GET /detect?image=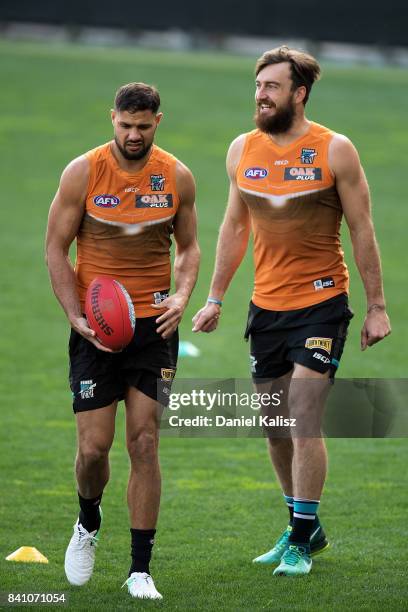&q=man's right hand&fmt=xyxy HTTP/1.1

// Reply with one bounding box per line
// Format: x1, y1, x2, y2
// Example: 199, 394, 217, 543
70, 315, 114, 352
192, 303, 221, 333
